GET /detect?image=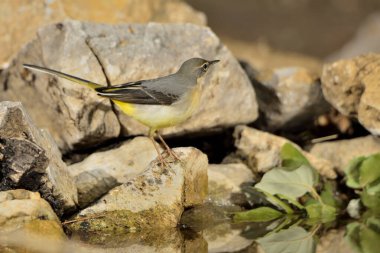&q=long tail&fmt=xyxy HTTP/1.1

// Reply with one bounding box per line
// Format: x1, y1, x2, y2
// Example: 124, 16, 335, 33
23, 64, 103, 89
